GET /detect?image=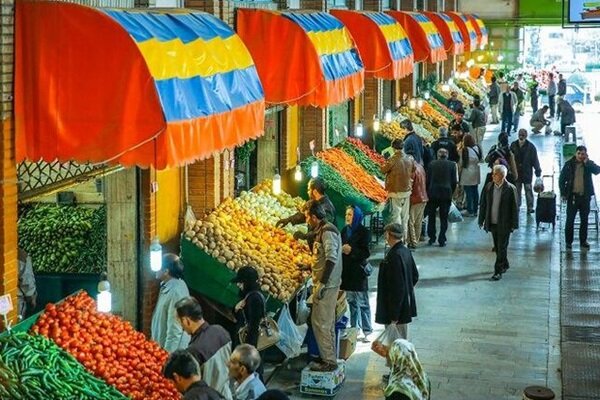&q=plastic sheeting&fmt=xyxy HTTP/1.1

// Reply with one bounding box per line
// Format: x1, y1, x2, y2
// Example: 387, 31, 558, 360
386, 11, 447, 64
331, 10, 413, 80
423, 12, 464, 56
445, 12, 478, 53
15, 2, 265, 169
236, 9, 364, 107
468, 14, 489, 48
